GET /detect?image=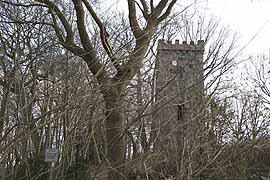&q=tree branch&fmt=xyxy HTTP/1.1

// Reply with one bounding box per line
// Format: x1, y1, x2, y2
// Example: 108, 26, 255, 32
72, 0, 93, 51
149, 0, 168, 20
127, 0, 143, 38
150, 0, 154, 11
50, 11, 65, 42
81, 0, 121, 72
2, 1, 47, 8
69, 0, 108, 82
140, 0, 149, 16
35, 0, 74, 43
157, 0, 177, 23
136, 0, 149, 20
35, 0, 108, 82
